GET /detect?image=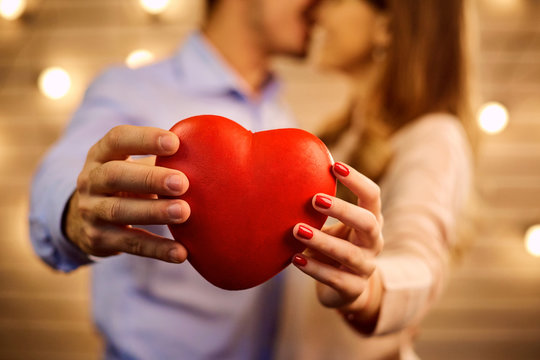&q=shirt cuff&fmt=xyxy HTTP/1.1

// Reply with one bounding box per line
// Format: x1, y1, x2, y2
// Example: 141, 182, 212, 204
372, 255, 432, 335
47, 177, 92, 271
